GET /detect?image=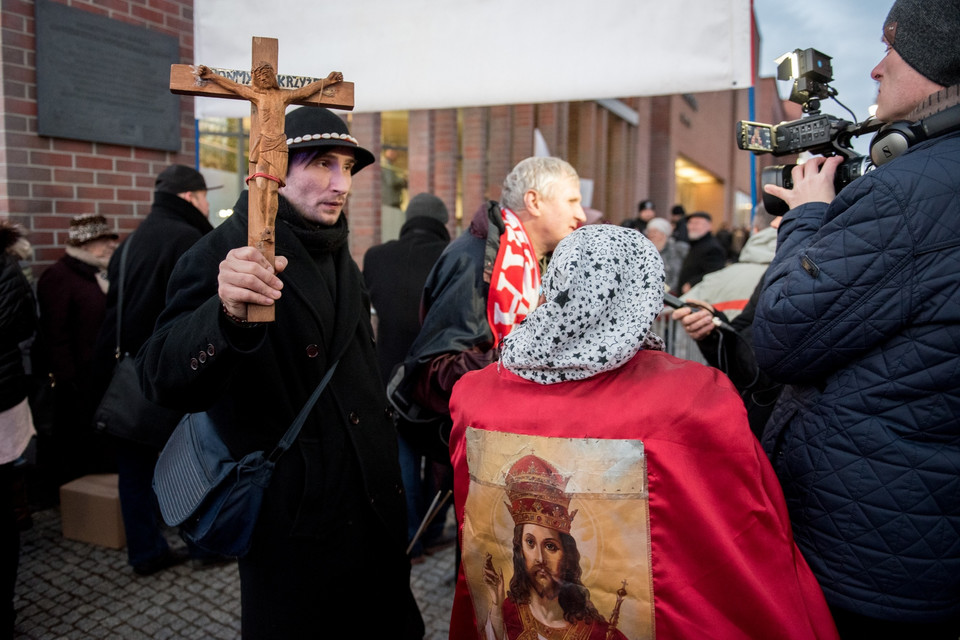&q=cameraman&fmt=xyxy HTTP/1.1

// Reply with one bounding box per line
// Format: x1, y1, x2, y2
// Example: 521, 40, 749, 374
752, 1, 960, 637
